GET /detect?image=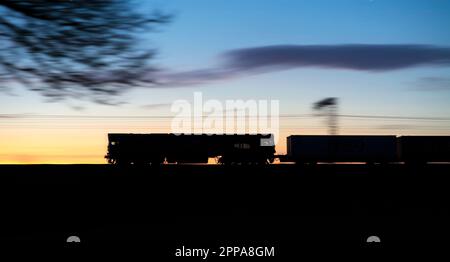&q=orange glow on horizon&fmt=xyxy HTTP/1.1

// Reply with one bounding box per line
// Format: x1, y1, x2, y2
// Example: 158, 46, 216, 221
1, 117, 450, 164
